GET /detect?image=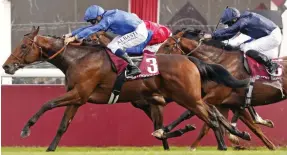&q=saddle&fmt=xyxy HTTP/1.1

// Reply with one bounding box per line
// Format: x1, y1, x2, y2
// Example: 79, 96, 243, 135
243, 54, 283, 81
105, 49, 160, 104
